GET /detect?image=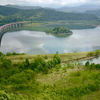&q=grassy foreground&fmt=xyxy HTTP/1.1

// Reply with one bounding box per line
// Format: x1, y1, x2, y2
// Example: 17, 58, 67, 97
0, 50, 100, 100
